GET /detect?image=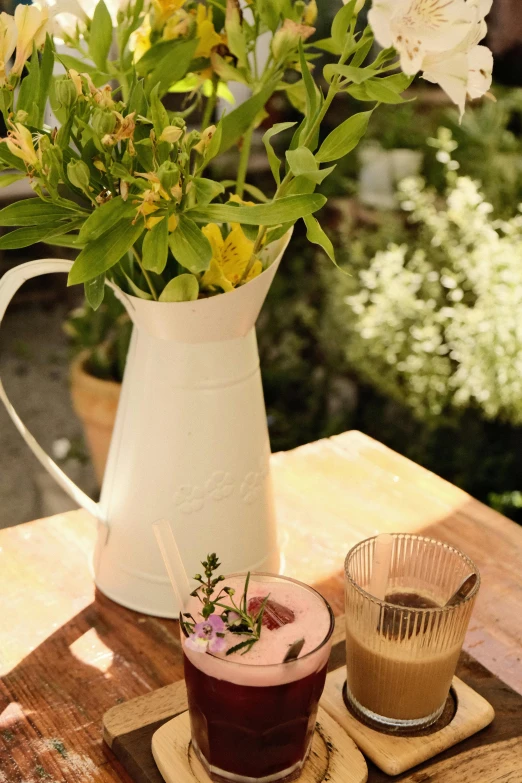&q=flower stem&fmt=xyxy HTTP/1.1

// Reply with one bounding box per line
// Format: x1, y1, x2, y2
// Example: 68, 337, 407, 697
235, 125, 254, 199
201, 76, 219, 131
131, 246, 158, 301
